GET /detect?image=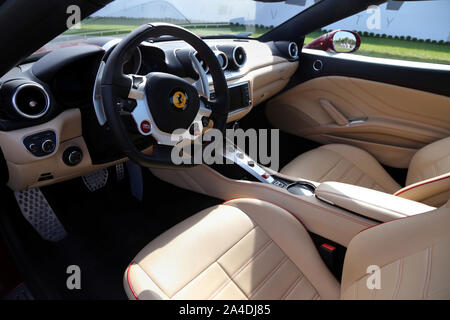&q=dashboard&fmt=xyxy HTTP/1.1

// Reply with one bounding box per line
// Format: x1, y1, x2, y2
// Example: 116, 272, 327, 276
0, 36, 299, 191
